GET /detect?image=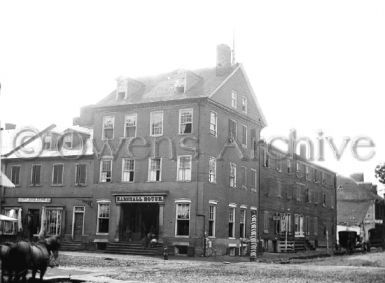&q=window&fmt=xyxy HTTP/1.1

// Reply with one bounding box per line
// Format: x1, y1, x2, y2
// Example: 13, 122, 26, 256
124, 114, 137, 138
305, 216, 310, 236
52, 164, 64, 185
263, 211, 269, 233
100, 159, 112, 183
75, 164, 87, 186
208, 157, 216, 183
228, 119, 237, 139
148, 158, 161, 182
117, 79, 127, 99
31, 164, 41, 186
122, 159, 135, 182
296, 185, 302, 202
241, 166, 247, 189
177, 155, 191, 181
250, 169, 257, 190
241, 124, 247, 147
209, 111, 217, 136
229, 163, 237, 188
63, 133, 73, 149
1, 208, 19, 235
102, 116, 114, 140
228, 206, 235, 238
276, 156, 282, 172
97, 202, 110, 234
208, 204, 216, 237
45, 208, 62, 235
150, 111, 163, 136
43, 135, 52, 150
240, 209, 246, 238
179, 109, 193, 134
241, 96, 247, 113
323, 193, 327, 207
11, 166, 20, 186
305, 188, 310, 203
306, 166, 311, 181
176, 202, 190, 236
231, 90, 237, 108
287, 159, 292, 173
